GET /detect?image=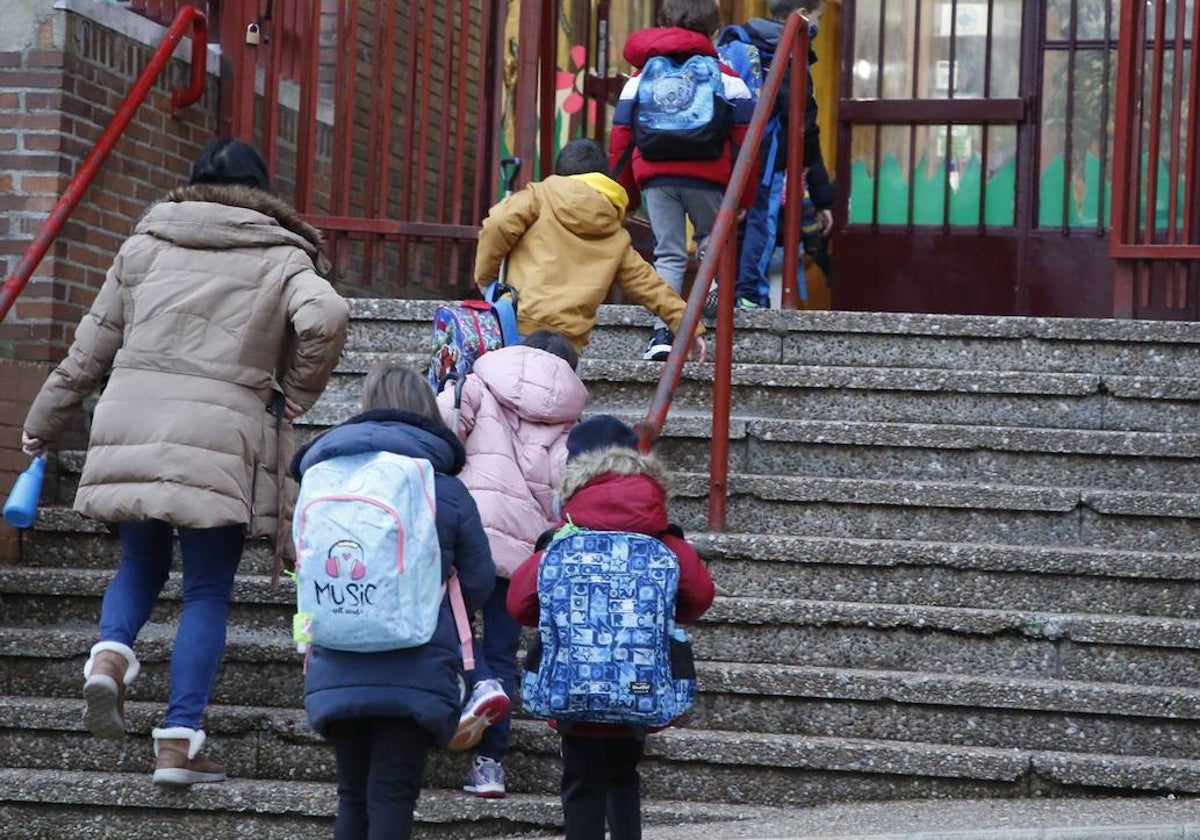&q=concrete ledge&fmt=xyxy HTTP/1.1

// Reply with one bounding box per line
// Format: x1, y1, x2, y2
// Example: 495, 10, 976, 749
54, 0, 220, 75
